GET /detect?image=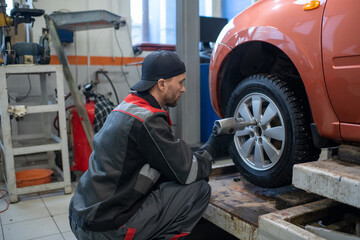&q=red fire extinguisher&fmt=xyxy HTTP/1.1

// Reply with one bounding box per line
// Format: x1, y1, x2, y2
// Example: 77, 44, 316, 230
70, 101, 95, 172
